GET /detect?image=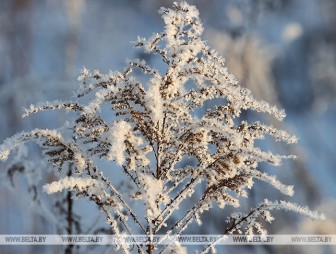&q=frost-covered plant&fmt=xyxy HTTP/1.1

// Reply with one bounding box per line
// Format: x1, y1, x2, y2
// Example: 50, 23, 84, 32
0, 2, 324, 254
